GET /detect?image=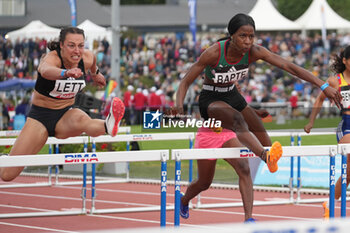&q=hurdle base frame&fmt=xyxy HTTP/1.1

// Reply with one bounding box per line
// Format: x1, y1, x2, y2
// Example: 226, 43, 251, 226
0, 209, 86, 219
